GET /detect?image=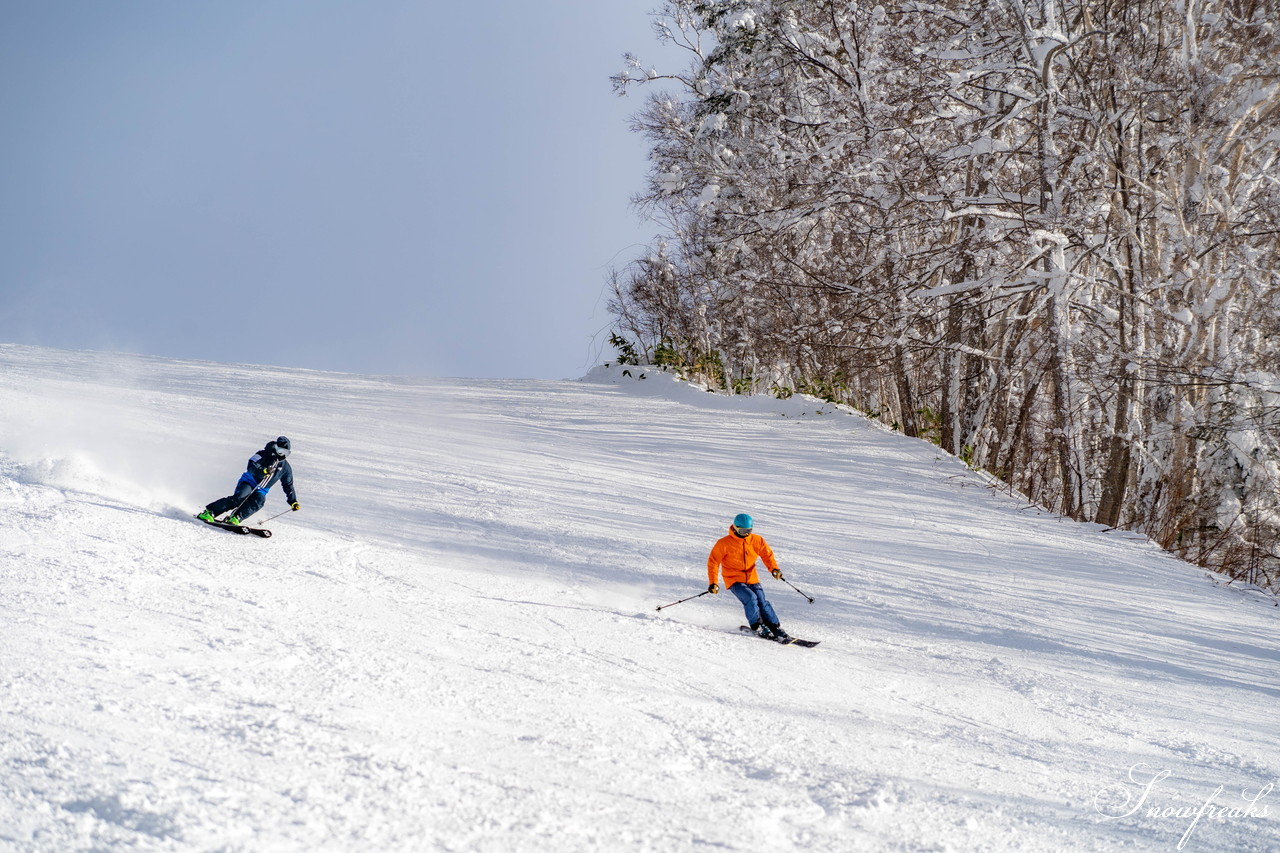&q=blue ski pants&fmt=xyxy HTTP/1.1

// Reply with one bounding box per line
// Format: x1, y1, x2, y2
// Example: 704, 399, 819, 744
206, 472, 269, 520
729, 582, 780, 628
